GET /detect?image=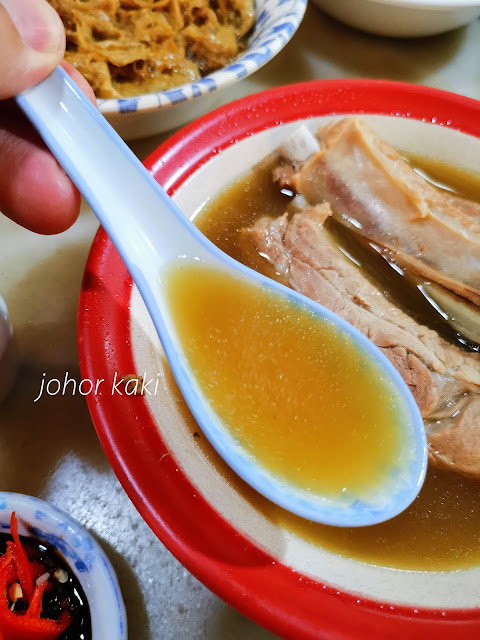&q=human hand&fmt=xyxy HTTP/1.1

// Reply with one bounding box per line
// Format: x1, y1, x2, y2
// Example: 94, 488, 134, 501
0, 0, 95, 234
